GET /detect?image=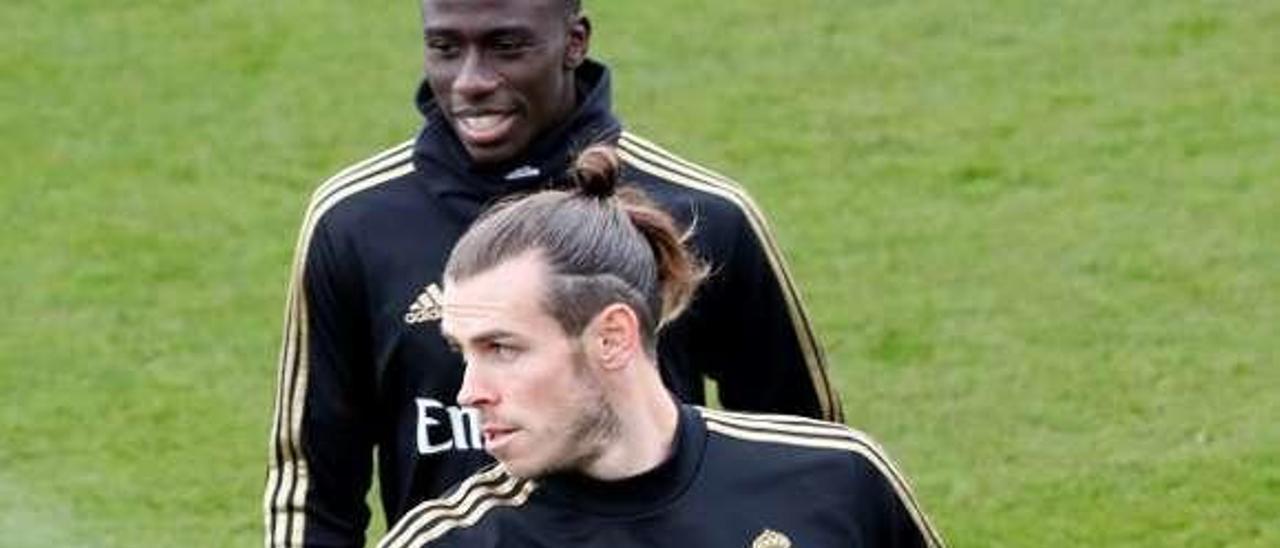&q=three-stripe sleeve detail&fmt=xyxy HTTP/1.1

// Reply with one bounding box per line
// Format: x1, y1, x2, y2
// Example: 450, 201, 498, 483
377, 466, 536, 548
618, 133, 843, 422
699, 408, 945, 548
264, 140, 416, 548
